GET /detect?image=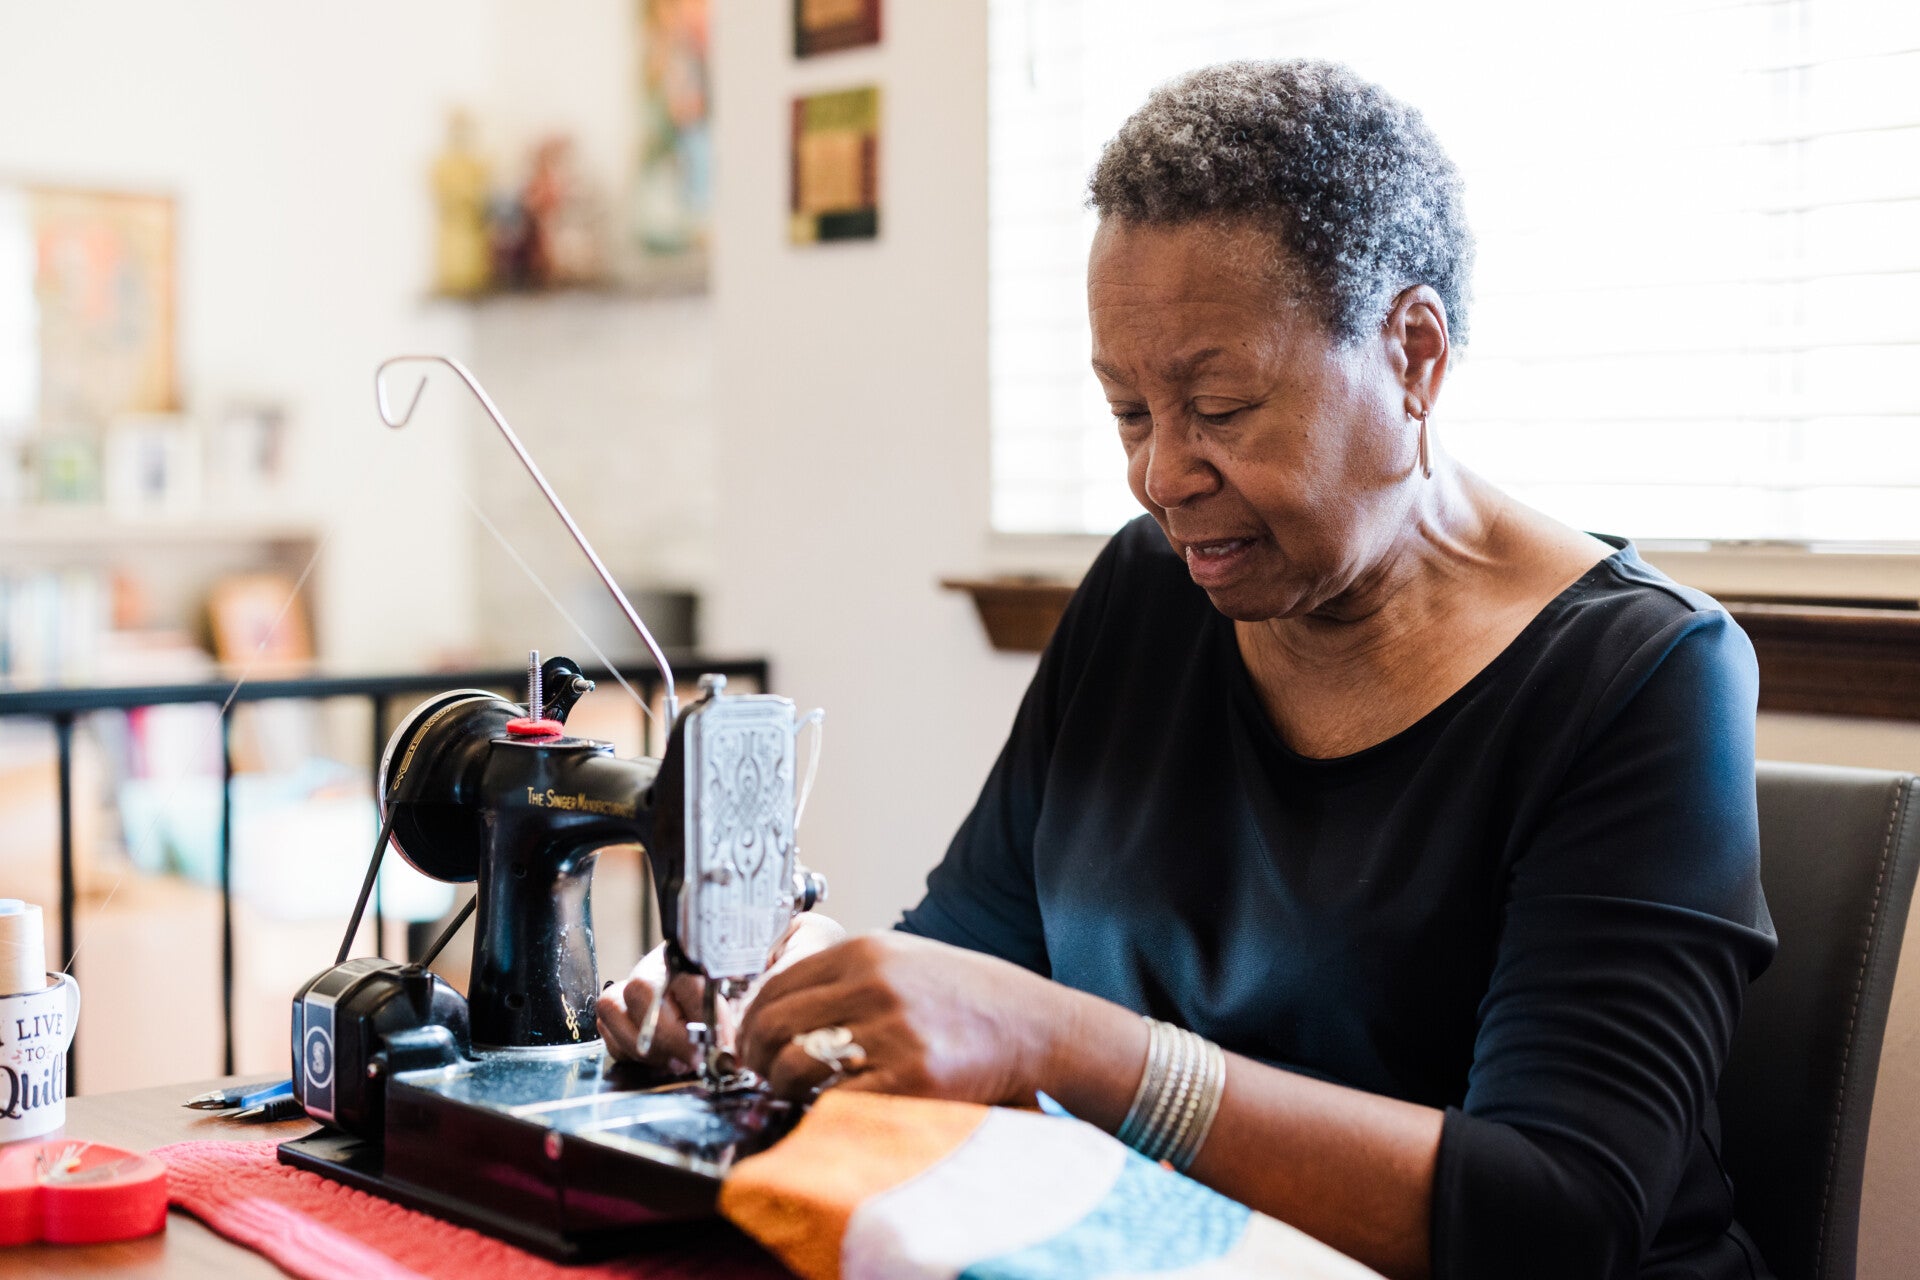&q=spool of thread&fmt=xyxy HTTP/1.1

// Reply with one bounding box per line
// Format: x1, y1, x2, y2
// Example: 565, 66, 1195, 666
0, 900, 47, 996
